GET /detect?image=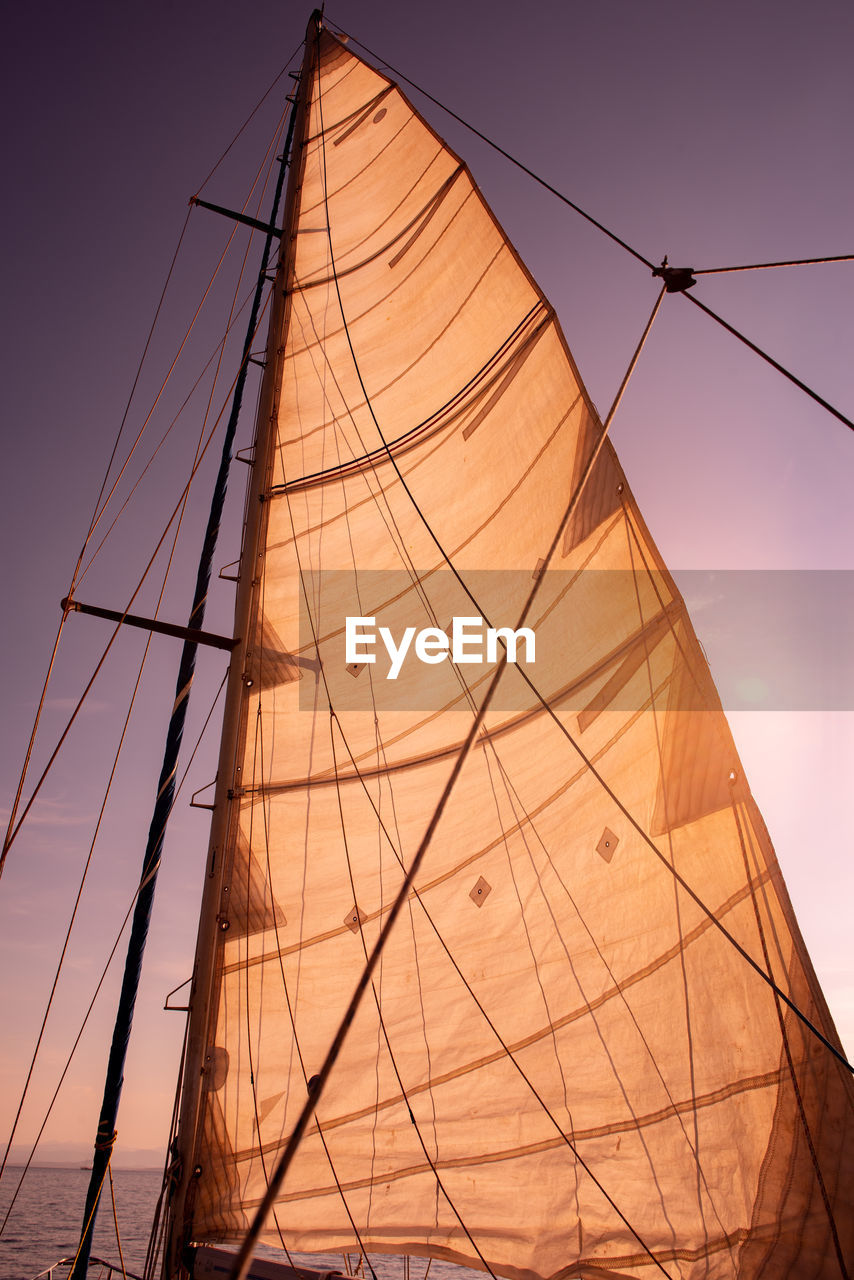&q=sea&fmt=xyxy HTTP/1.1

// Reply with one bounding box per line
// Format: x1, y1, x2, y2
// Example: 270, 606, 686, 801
0, 1167, 470, 1280
0, 1166, 162, 1279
